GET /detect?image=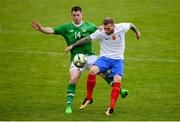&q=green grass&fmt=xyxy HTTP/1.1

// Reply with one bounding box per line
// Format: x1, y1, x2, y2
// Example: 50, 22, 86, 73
0, 0, 180, 120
